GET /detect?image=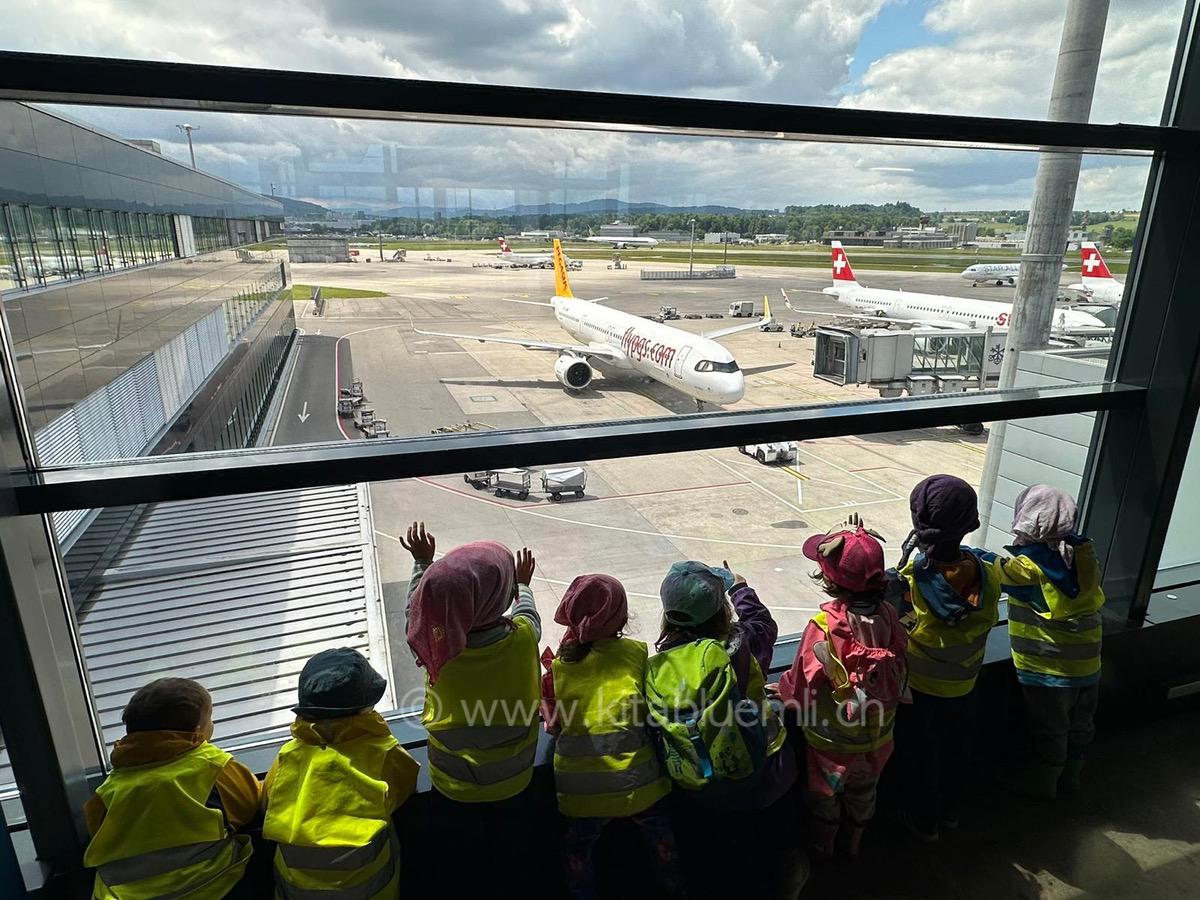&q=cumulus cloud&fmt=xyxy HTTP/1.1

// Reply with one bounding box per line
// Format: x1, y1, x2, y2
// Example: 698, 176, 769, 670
3, 0, 1177, 211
